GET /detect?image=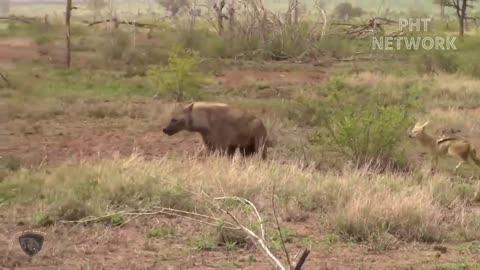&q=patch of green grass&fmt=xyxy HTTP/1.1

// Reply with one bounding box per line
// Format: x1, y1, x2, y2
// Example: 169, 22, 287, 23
460, 241, 480, 255
216, 226, 250, 250
7, 64, 155, 98
269, 228, 295, 251
435, 260, 480, 270
148, 227, 177, 239
320, 234, 339, 251
192, 234, 218, 251
109, 214, 123, 226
